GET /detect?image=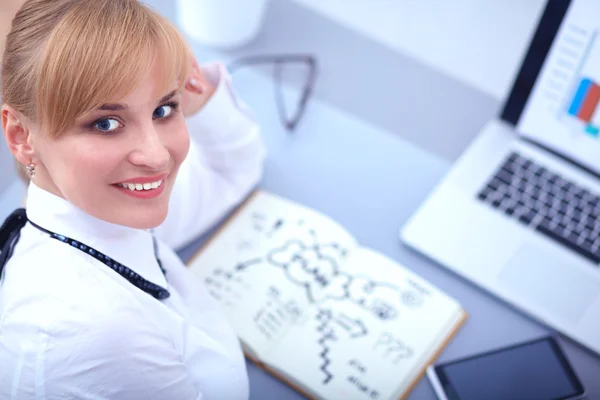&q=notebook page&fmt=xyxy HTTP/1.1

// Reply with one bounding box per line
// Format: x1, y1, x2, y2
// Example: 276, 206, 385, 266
187, 191, 357, 357
261, 247, 463, 400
